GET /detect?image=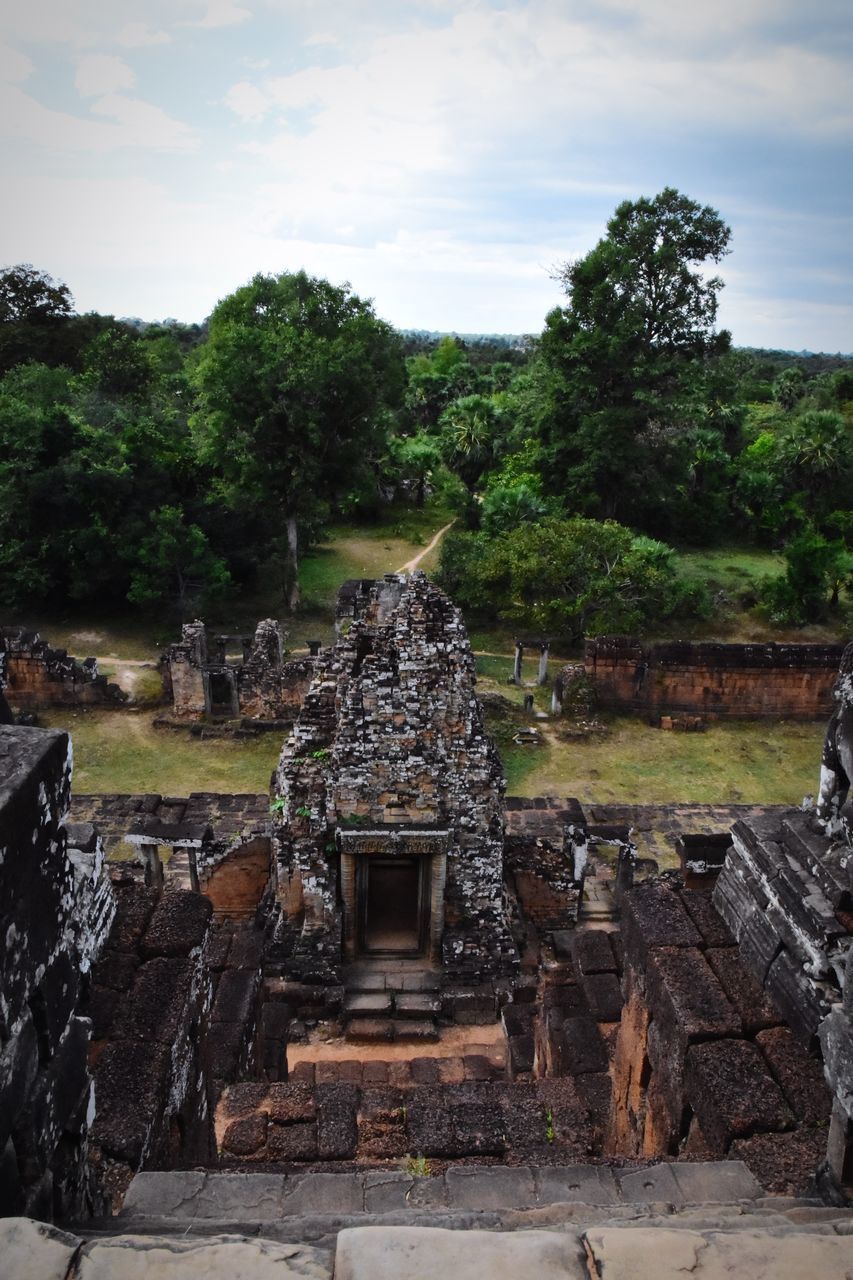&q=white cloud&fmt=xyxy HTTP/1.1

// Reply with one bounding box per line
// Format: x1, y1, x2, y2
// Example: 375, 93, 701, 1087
0, 42, 34, 84
115, 22, 171, 49
224, 80, 271, 122
88, 94, 198, 150
0, 82, 197, 153
75, 54, 136, 98
183, 0, 252, 29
